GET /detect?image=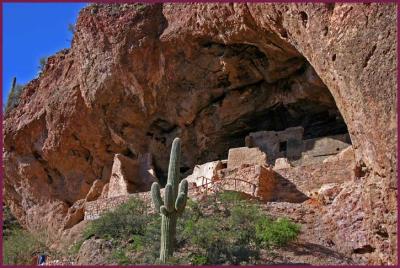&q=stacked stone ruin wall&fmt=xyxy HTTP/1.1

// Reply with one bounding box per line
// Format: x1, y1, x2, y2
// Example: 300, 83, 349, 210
275, 159, 354, 194
84, 191, 156, 220
85, 158, 354, 220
